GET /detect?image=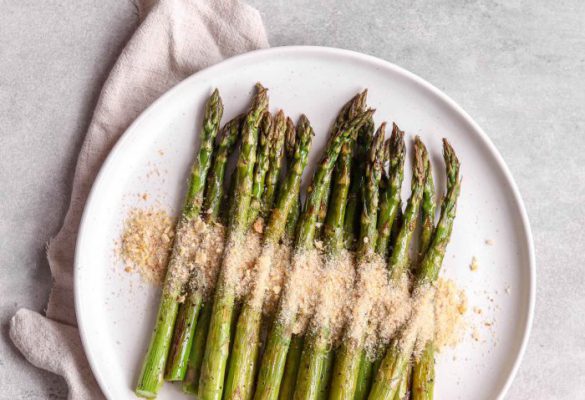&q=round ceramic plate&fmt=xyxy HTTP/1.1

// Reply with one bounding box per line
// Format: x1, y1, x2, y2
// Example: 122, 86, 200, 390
75, 46, 534, 399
